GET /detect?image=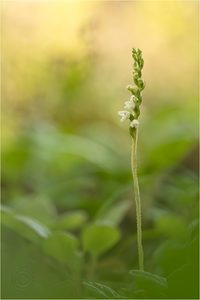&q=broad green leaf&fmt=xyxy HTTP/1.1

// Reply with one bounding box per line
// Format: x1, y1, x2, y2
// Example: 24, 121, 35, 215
96, 200, 131, 226
141, 106, 198, 175
155, 241, 187, 276
1, 205, 50, 243
42, 231, 79, 264
83, 280, 121, 298
55, 210, 88, 230
129, 270, 167, 298
33, 129, 121, 172
95, 186, 130, 219
11, 196, 57, 226
2, 227, 74, 299
129, 270, 167, 287
167, 263, 199, 299
155, 214, 187, 239
15, 215, 50, 238
82, 223, 120, 258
